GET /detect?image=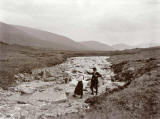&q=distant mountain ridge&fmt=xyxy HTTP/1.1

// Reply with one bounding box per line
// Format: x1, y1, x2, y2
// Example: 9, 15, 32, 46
80, 41, 115, 51
0, 22, 117, 51
0, 21, 159, 51
0, 22, 90, 51
136, 42, 160, 48
112, 44, 133, 50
